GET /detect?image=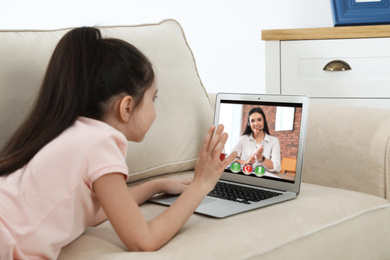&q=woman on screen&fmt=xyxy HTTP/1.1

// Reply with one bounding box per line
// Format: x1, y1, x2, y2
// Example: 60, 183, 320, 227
232, 107, 281, 173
